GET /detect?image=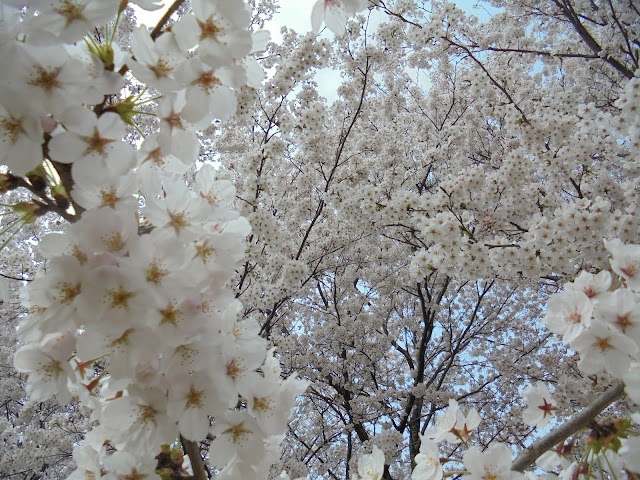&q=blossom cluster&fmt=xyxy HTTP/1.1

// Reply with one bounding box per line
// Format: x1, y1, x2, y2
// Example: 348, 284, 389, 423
1, 0, 308, 478
543, 240, 640, 401
407, 73, 640, 283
